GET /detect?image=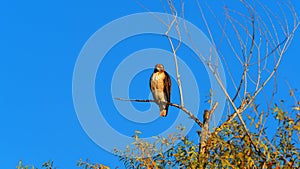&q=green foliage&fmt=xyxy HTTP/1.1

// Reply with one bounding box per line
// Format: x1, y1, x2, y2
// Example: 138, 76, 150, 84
18, 101, 299, 169
77, 159, 110, 169
16, 161, 35, 169
271, 104, 300, 167
17, 159, 111, 169
114, 103, 299, 168
113, 127, 186, 169
16, 160, 55, 169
